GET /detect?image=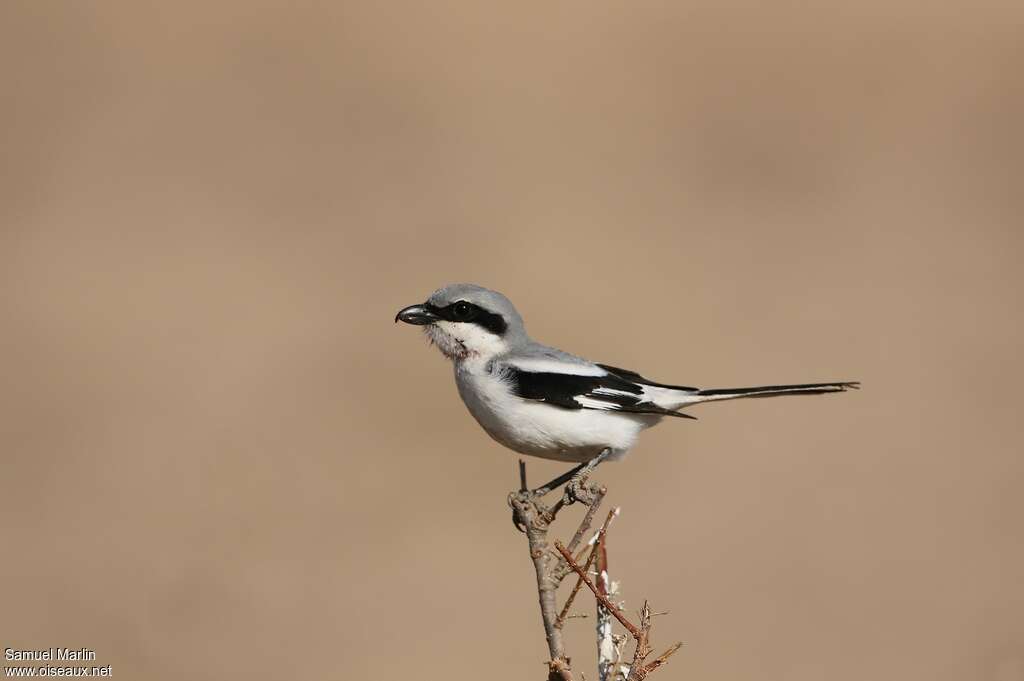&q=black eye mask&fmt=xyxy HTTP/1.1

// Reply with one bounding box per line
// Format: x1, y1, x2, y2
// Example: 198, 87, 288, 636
425, 301, 508, 336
